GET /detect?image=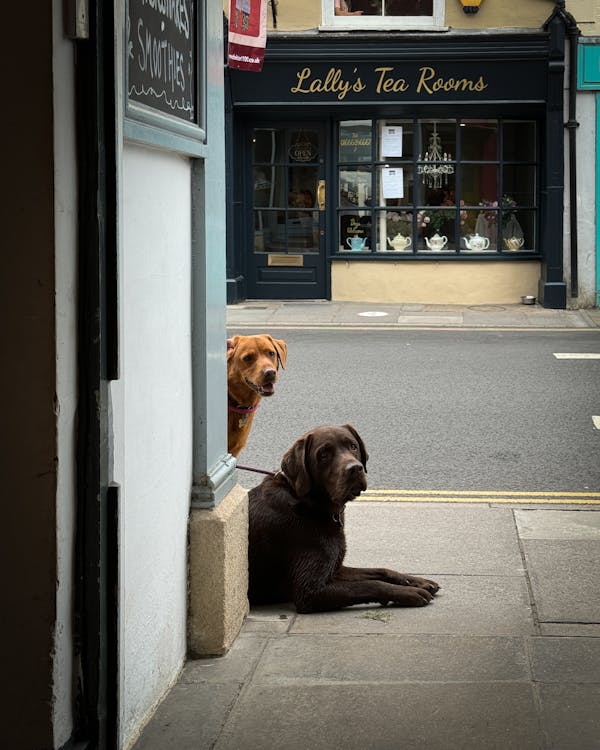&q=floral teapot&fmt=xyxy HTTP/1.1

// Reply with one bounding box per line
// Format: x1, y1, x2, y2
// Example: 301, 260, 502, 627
424, 233, 448, 252
462, 233, 490, 252
387, 233, 412, 251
